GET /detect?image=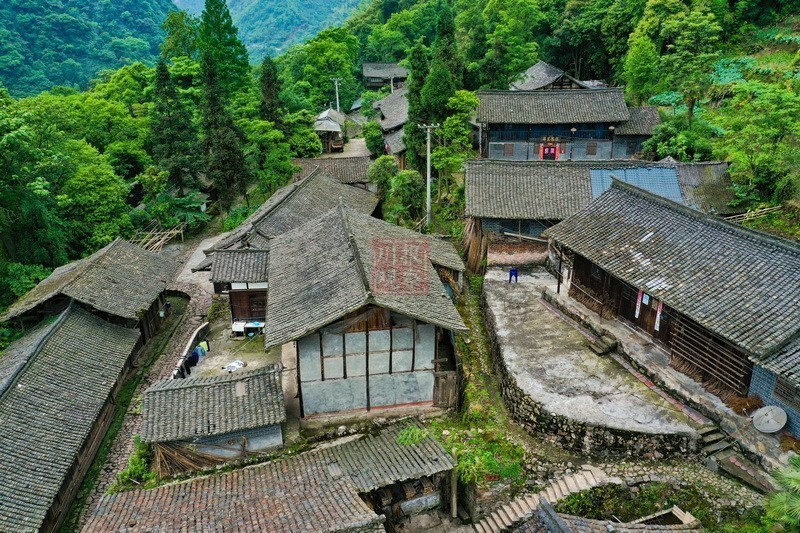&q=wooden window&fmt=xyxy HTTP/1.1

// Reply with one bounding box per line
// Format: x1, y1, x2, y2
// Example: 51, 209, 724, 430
503, 143, 514, 156
586, 141, 598, 156
775, 377, 800, 409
